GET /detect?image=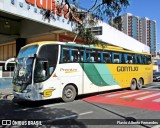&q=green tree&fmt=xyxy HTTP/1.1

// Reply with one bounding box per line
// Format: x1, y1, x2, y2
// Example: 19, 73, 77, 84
44, 0, 129, 46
